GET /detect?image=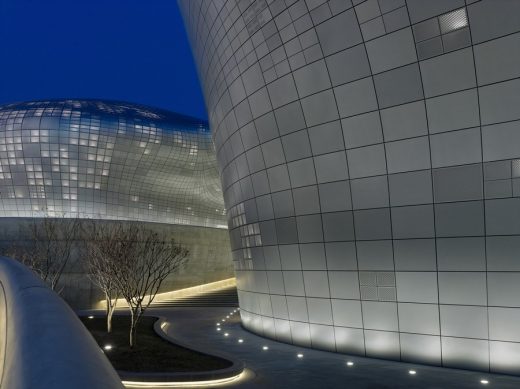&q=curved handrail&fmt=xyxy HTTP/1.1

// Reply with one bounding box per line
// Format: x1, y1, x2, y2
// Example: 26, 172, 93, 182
0, 257, 124, 389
